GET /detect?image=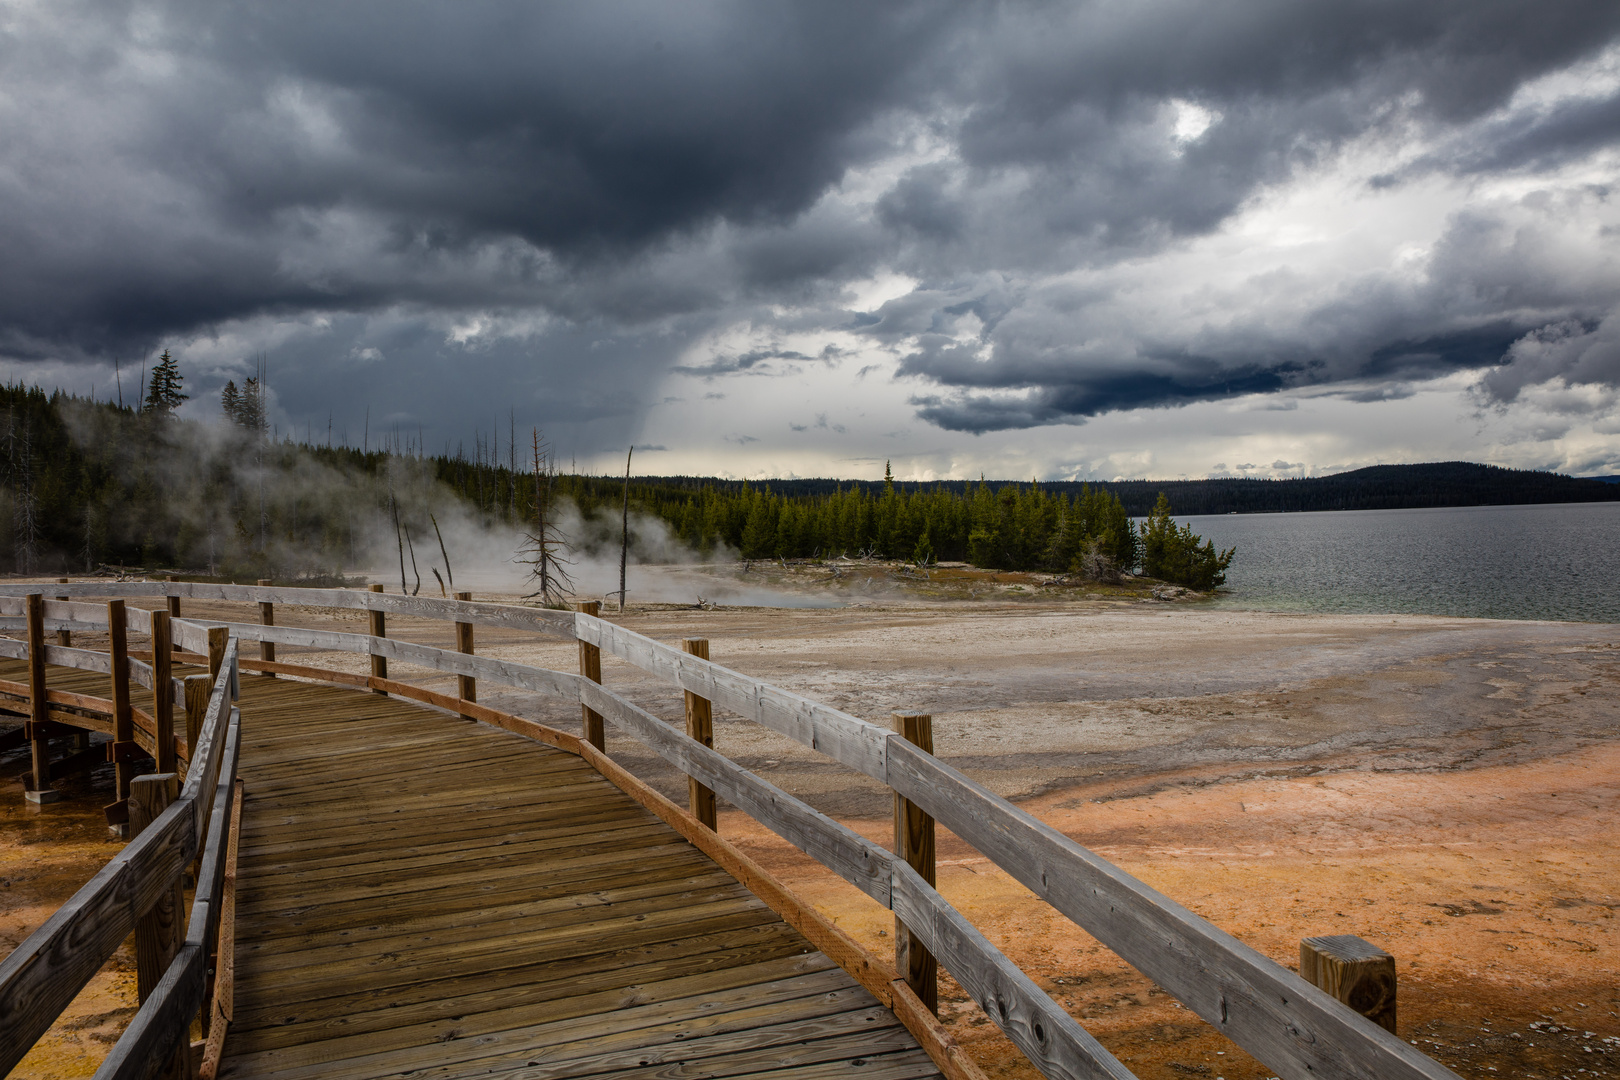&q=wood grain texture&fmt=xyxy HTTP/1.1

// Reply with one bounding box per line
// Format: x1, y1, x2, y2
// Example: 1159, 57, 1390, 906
208, 673, 940, 1080
1301, 935, 1397, 1034
573, 600, 605, 750
130, 774, 185, 1004
453, 591, 475, 718
893, 712, 938, 1016
682, 637, 717, 830
26, 593, 50, 791
0, 797, 198, 1075
576, 613, 888, 779
198, 779, 245, 1080
580, 679, 894, 907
